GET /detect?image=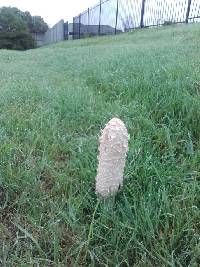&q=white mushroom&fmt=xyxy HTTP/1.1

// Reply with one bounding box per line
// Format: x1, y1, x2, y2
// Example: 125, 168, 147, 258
96, 118, 129, 198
